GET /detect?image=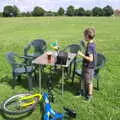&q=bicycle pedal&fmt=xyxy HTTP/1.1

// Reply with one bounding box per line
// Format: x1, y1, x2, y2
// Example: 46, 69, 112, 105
63, 107, 76, 118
